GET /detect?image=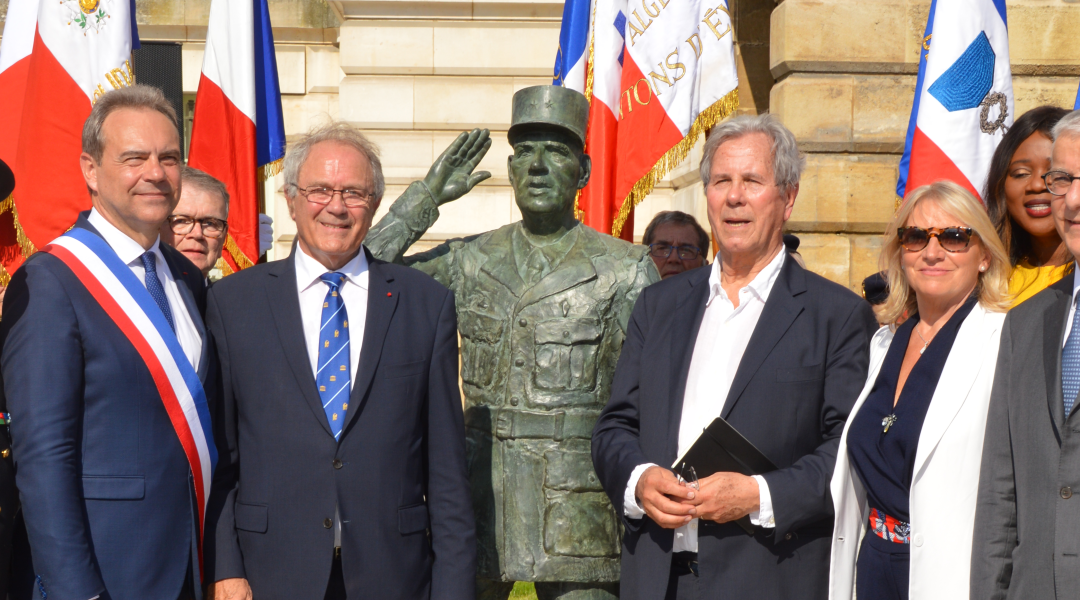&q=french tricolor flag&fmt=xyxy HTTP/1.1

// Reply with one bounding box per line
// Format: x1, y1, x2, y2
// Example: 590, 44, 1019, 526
187, 0, 285, 274
555, 0, 739, 239
897, 0, 1013, 202
0, 0, 139, 277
